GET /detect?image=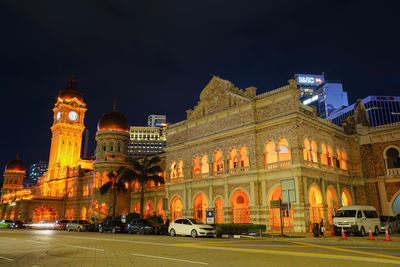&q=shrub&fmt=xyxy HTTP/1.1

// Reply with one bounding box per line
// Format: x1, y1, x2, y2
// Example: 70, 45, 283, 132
214, 223, 266, 237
